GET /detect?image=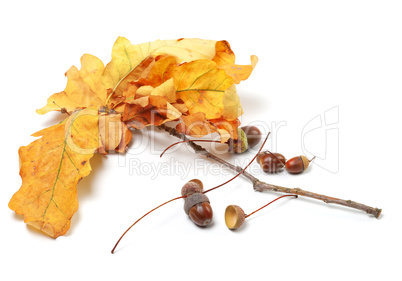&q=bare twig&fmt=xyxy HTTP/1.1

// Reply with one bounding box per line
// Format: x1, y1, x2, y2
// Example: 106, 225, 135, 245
158, 124, 382, 218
